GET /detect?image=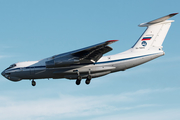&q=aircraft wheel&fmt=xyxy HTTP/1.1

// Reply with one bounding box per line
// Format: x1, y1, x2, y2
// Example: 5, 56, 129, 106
77, 76, 82, 81
32, 80, 36, 86
87, 75, 92, 80
76, 76, 82, 85
85, 79, 91, 85
76, 80, 81, 85
85, 75, 92, 85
